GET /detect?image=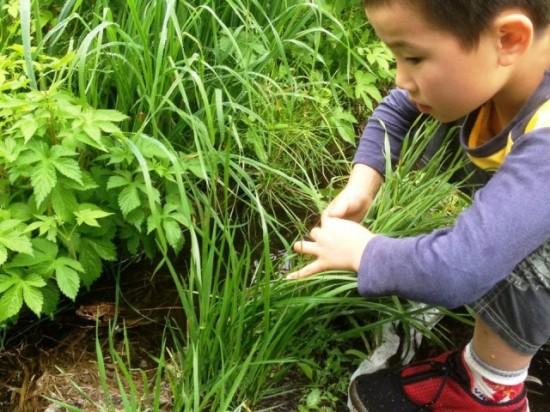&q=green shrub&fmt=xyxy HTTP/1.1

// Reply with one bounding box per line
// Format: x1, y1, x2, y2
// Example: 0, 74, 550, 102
0, 47, 192, 323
